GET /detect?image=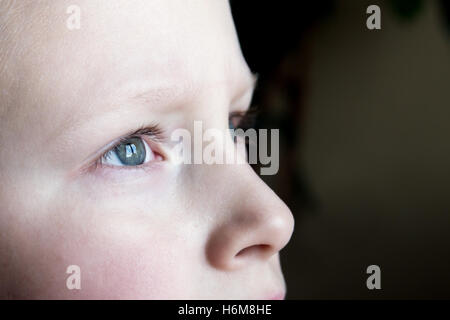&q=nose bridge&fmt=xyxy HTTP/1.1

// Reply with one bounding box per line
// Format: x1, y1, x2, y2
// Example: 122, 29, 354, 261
204, 159, 295, 271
